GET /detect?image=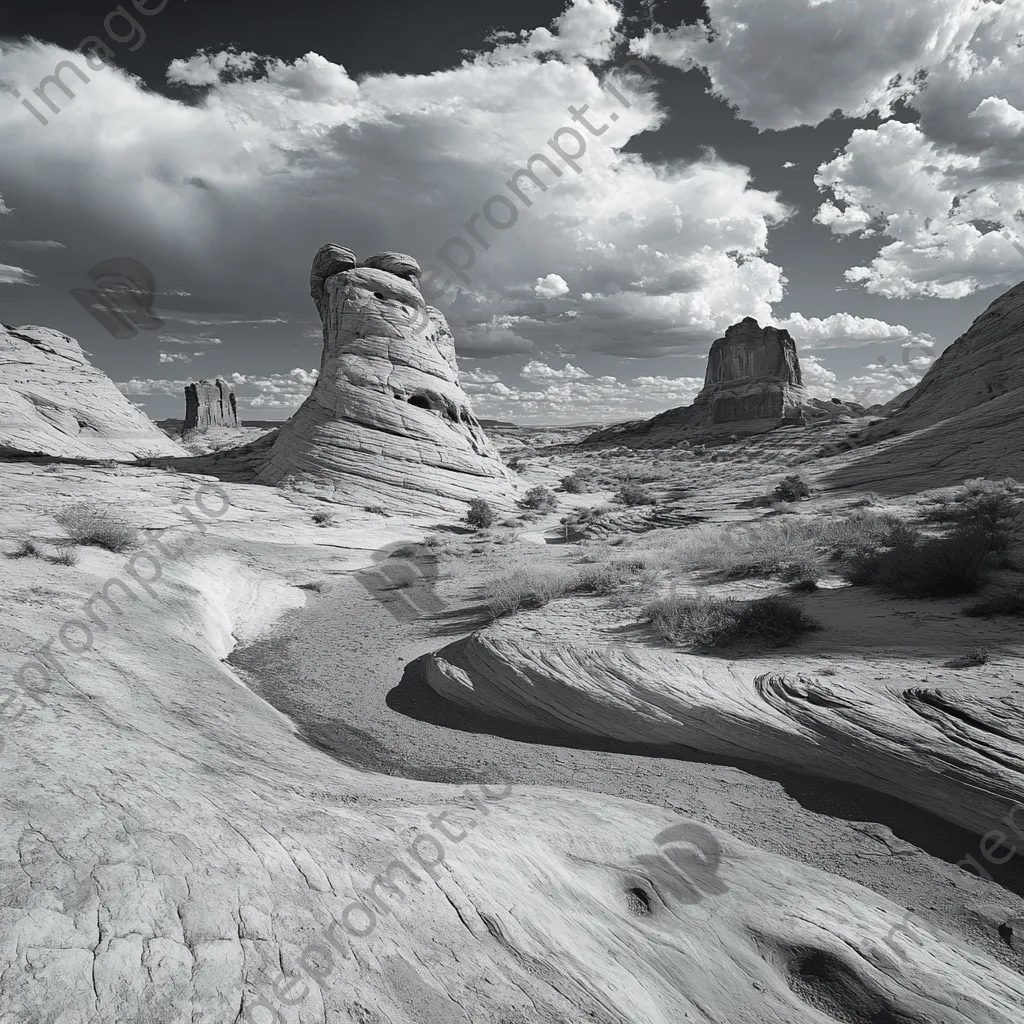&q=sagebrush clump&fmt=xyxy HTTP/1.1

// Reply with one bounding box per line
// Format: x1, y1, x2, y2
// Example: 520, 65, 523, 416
466, 498, 496, 529
614, 481, 655, 506
54, 505, 139, 553
520, 486, 558, 511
